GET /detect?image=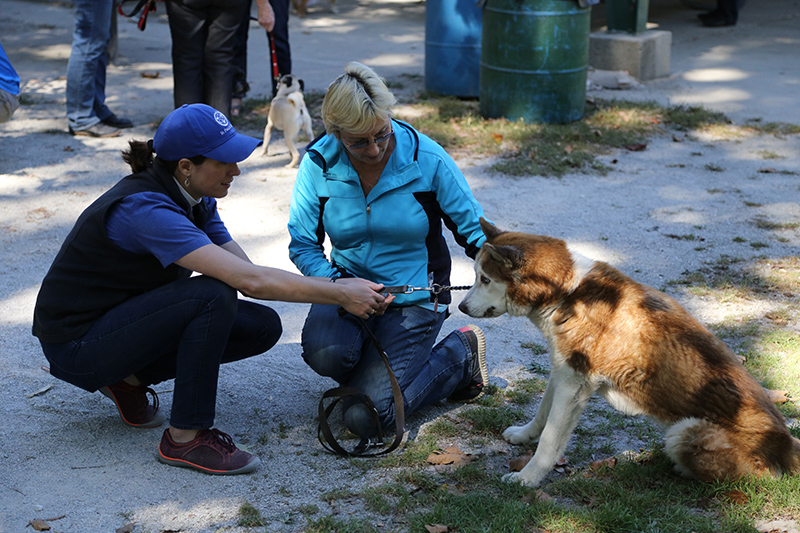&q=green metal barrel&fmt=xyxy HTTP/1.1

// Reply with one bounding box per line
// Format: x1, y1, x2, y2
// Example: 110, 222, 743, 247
480, 0, 591, 123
